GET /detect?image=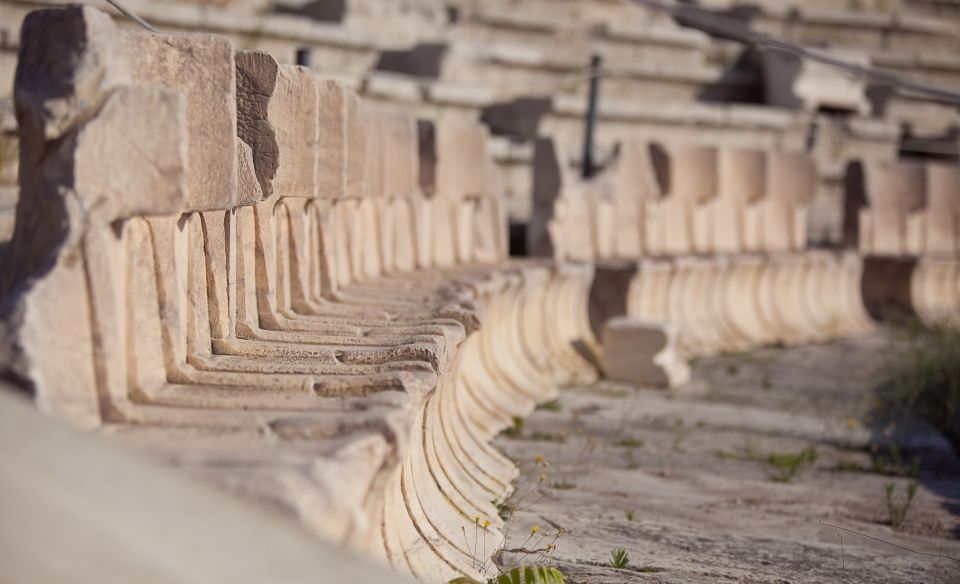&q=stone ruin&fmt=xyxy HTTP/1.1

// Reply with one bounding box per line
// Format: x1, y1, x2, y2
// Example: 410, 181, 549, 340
1, 3, 959, 583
